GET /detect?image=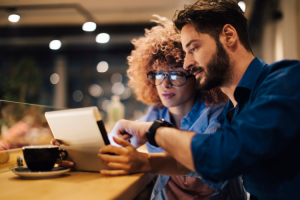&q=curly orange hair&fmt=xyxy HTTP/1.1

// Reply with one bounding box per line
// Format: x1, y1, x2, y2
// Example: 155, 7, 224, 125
127, 15, 227, 107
